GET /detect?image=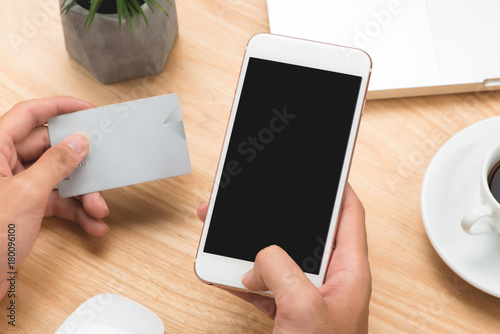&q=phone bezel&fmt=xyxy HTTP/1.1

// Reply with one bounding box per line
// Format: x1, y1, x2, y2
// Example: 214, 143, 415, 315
195, 33, 372, 292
